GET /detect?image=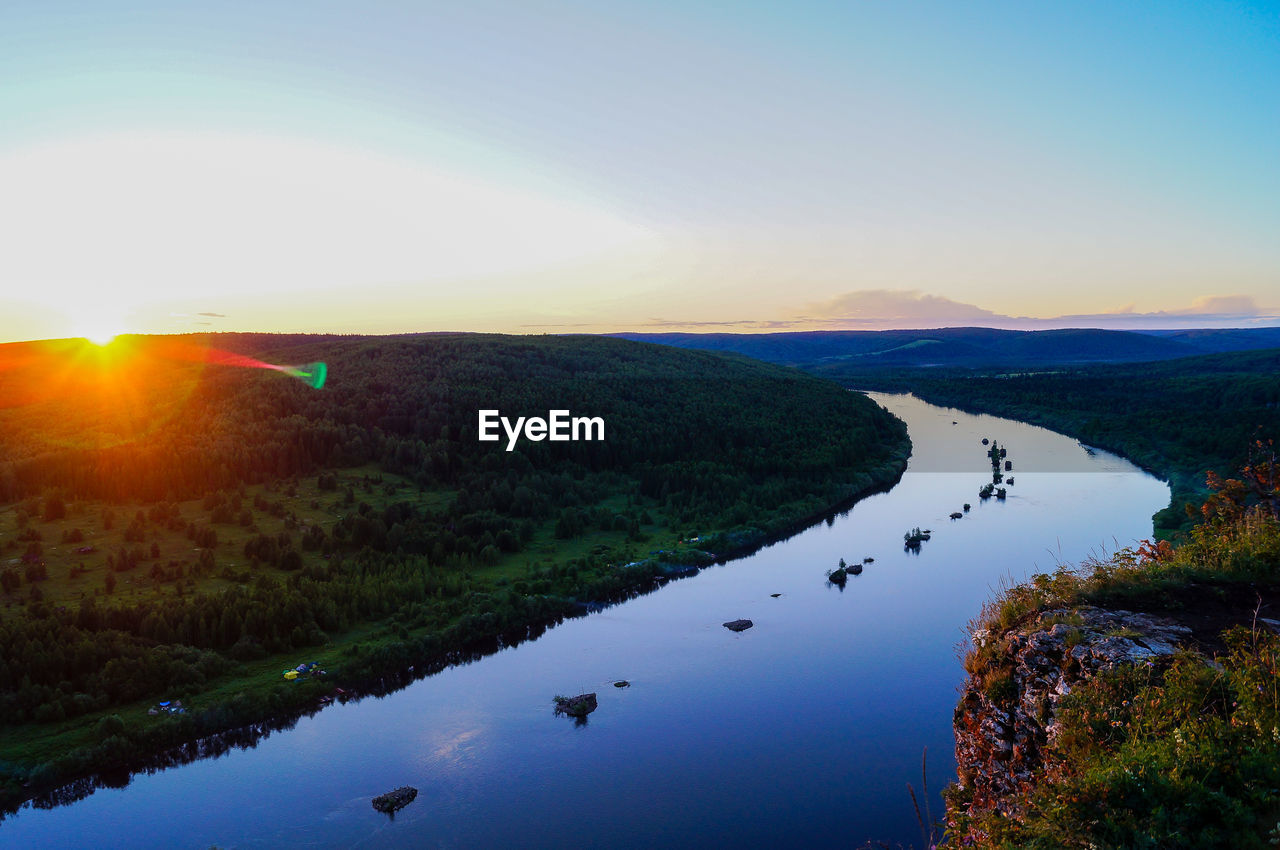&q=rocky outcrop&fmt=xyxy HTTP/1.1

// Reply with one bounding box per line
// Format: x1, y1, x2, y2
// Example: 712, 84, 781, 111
372, 785, 418, 813
553, 693, 598, 717
949, 607, 1191, 839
